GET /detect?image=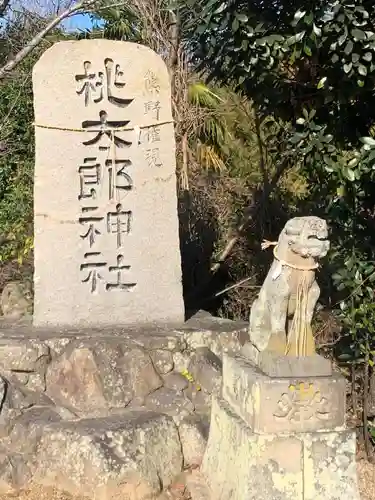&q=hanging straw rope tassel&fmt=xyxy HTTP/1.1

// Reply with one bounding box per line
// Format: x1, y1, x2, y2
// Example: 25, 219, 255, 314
262, 237, 318, 357
285, 270, 315, 356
